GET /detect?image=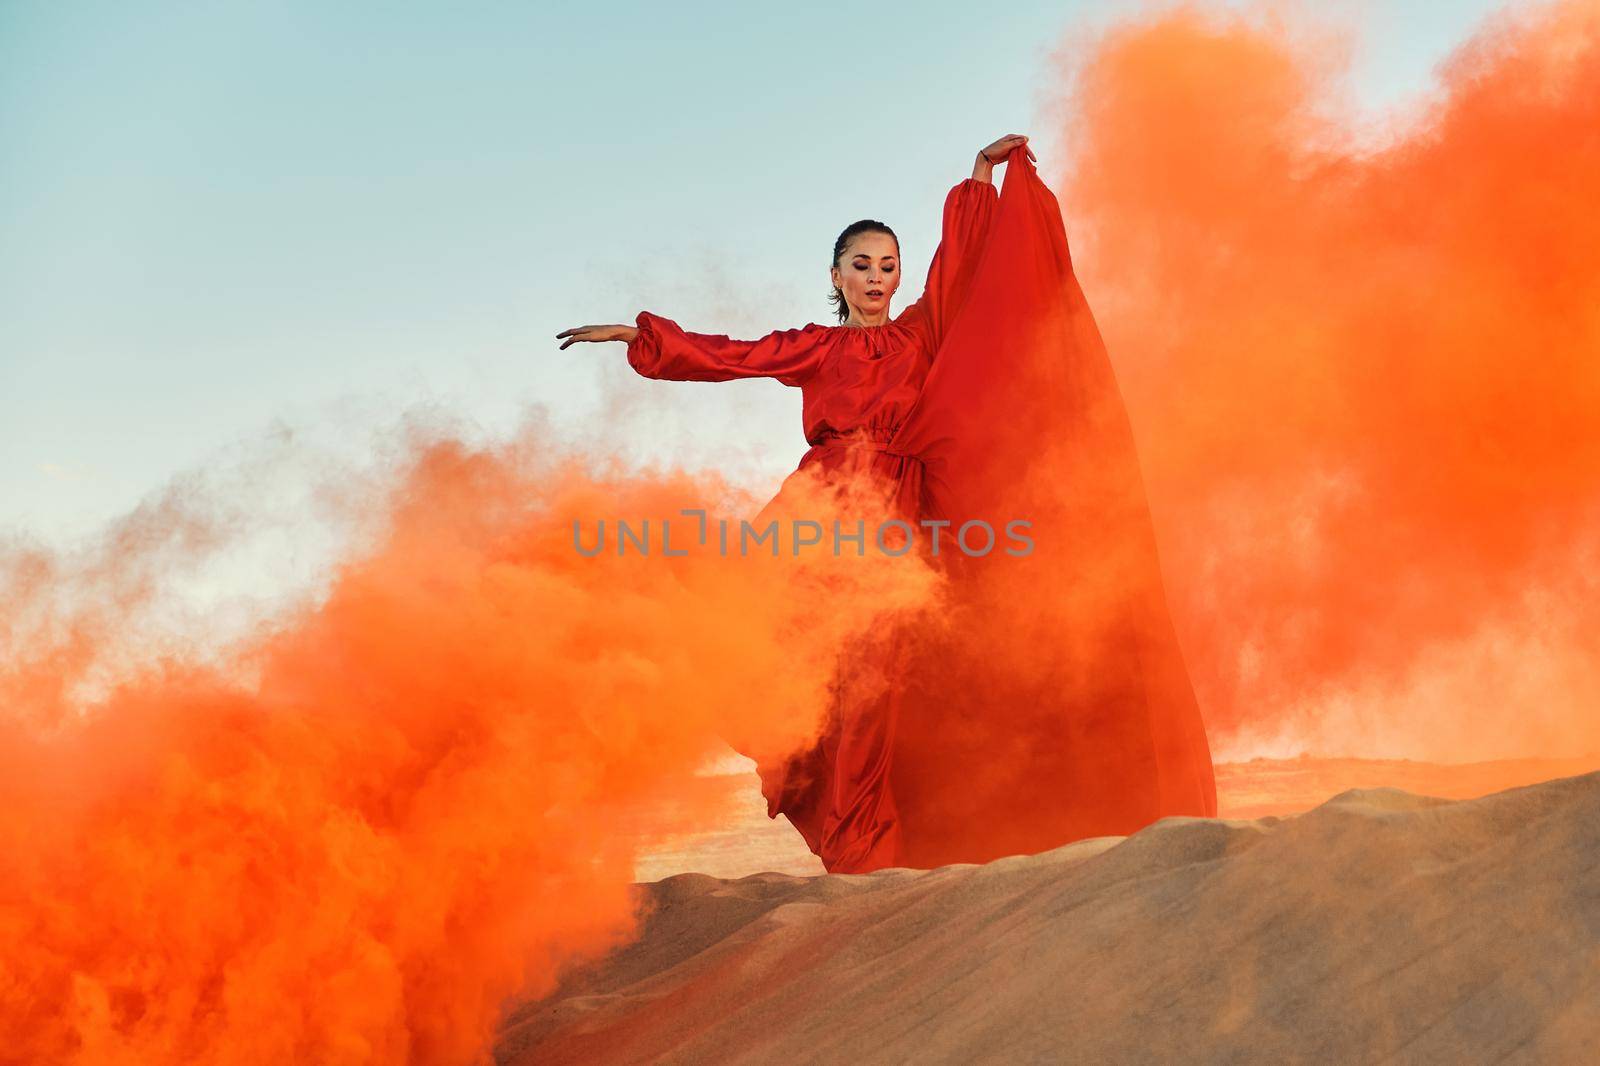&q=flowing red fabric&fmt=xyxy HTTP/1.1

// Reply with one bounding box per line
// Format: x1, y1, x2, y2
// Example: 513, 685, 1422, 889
627, 146, 1217, 872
